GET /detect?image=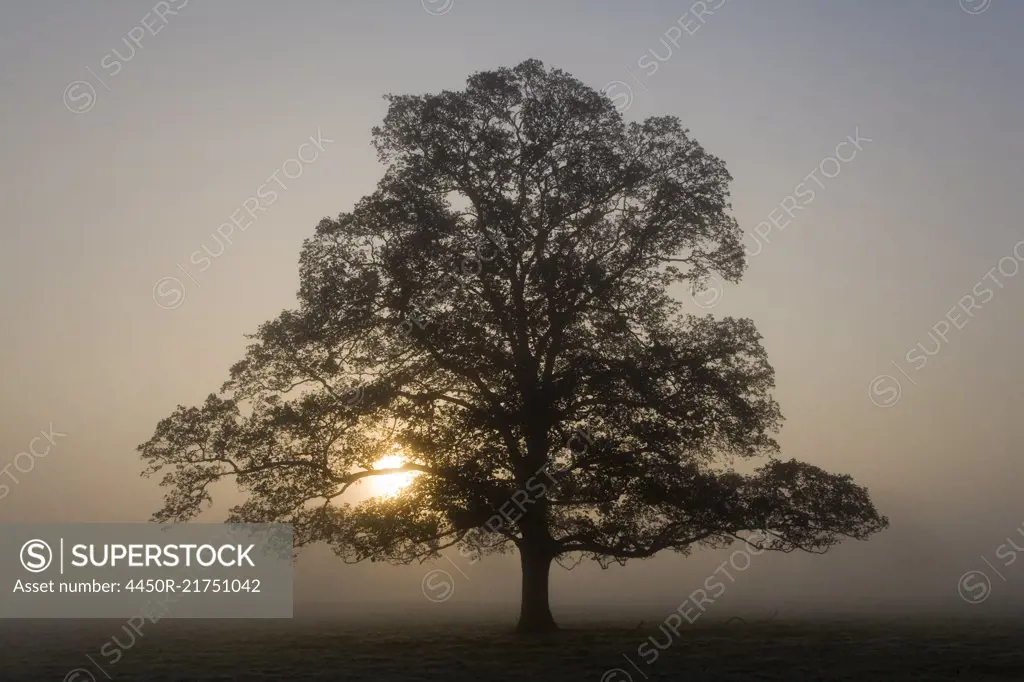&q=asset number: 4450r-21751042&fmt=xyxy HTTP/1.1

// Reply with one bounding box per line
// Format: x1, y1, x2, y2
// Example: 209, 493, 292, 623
124, 578, 261, 593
